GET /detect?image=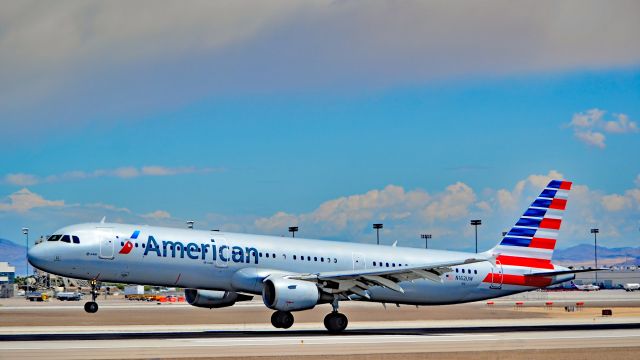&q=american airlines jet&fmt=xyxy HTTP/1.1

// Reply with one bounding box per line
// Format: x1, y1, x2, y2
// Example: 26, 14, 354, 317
28, 180, 591, 333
